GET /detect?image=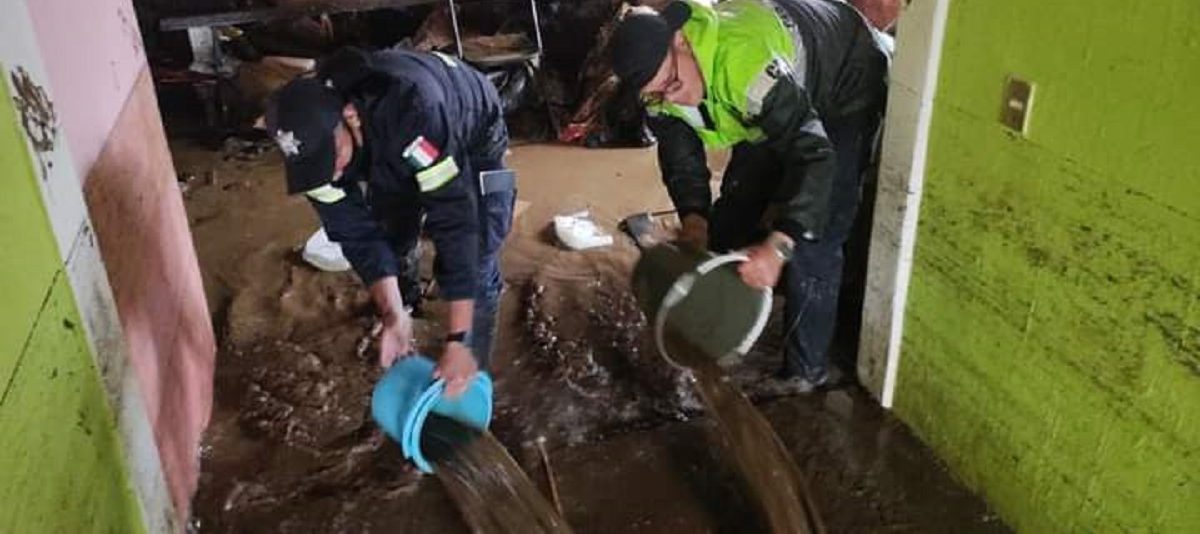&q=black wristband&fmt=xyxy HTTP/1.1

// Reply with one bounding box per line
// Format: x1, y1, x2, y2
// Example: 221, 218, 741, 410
445, 331, 469, 344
